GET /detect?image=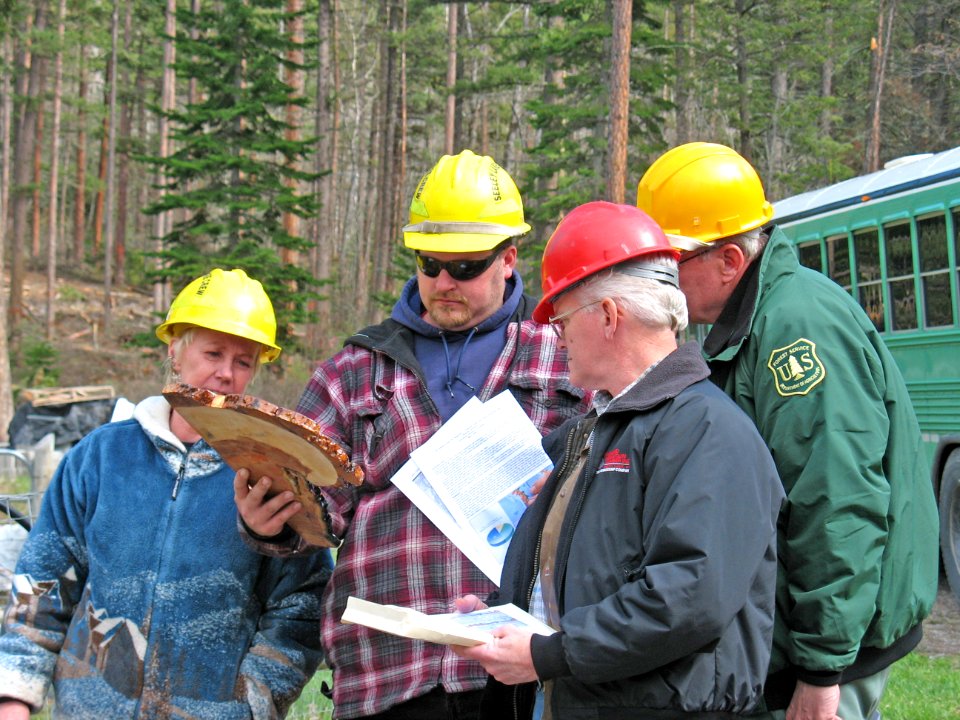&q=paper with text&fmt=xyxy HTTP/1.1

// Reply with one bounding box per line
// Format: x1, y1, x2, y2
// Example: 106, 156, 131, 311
391, 391, 553, 584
